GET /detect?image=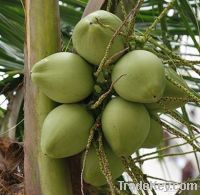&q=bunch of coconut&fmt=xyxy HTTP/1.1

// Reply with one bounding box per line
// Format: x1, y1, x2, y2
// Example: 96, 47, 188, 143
31, 10, 189, 187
